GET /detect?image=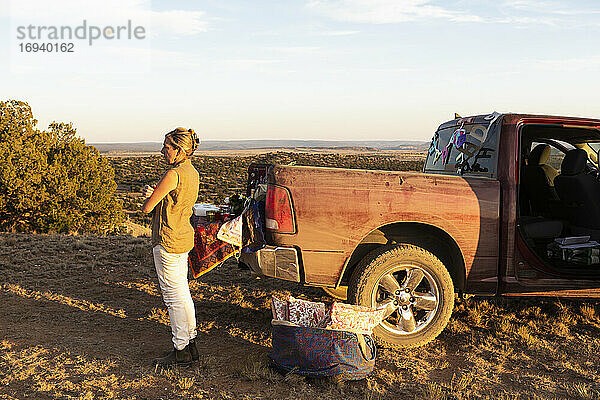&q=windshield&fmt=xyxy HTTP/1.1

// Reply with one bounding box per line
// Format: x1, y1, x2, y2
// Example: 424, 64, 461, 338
588, 142, 600, 153
579, 142, 600, 167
